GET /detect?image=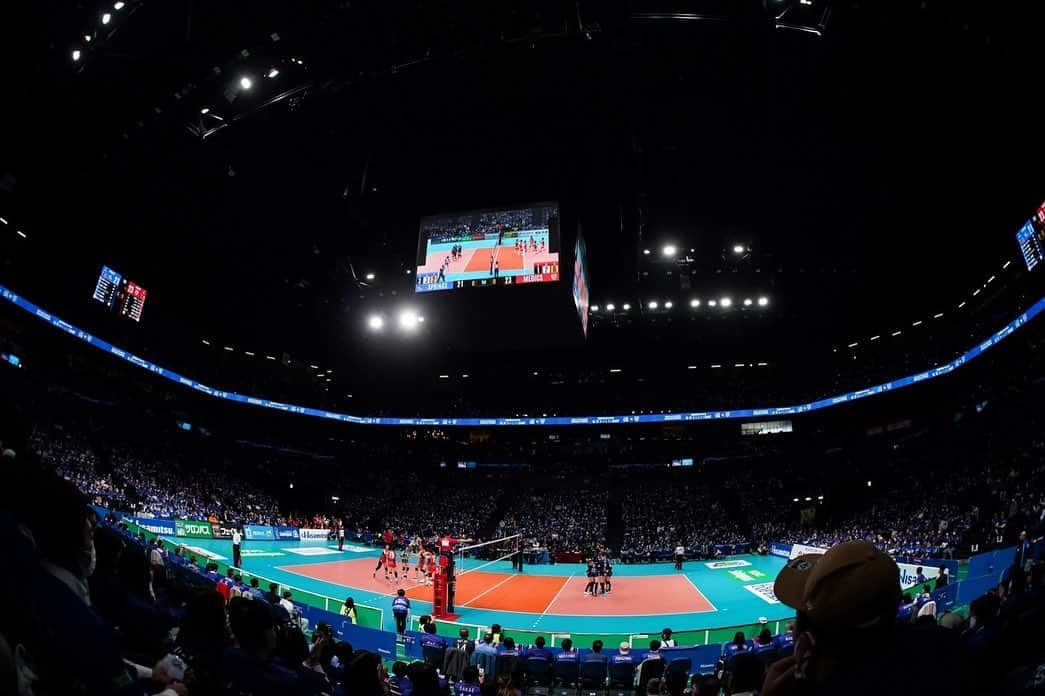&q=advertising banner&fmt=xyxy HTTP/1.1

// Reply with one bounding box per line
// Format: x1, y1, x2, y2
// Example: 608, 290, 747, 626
129, 516, 176, 536
175, 519, 214, 539
244, 524, 275, 541
788, 544, 828, 559
897, 562, 940, 589
211, 524, 236, 539
274, 526, 301, 541
299, 528, 331, 541
770, 543, 793, 558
